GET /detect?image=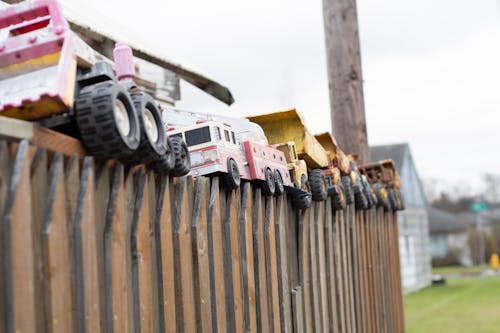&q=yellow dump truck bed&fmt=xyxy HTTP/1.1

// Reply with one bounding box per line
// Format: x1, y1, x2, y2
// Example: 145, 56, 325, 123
314, 132, 351, 174
247, 108, 329, 169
